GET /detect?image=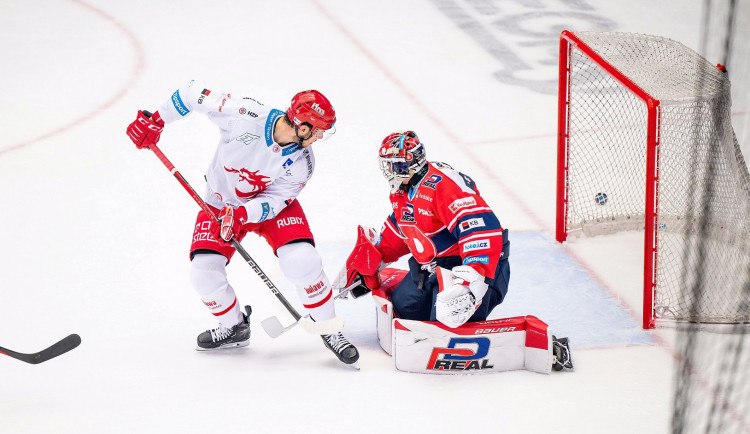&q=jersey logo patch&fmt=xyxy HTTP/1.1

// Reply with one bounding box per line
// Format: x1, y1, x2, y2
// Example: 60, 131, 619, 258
402, 204, 415, 223
171, 90, 190, 116
449, 197, 477, 213
463, 239, 490, 253
459, 218, 485, 232
463, 255, 490, 265
236, 132, 260, 145
422, 174, 442, 189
